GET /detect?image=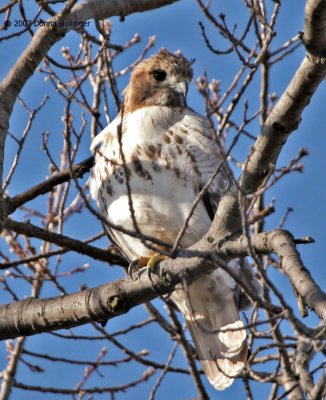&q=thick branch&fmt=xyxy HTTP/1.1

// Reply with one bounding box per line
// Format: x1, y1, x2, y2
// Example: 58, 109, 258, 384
303, 0, 326, 57
242, 56, 325, 195
219, 230, 326, 322
3, 228, 318, 341
0, 256, 215, 340
2, 227, 323, 341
